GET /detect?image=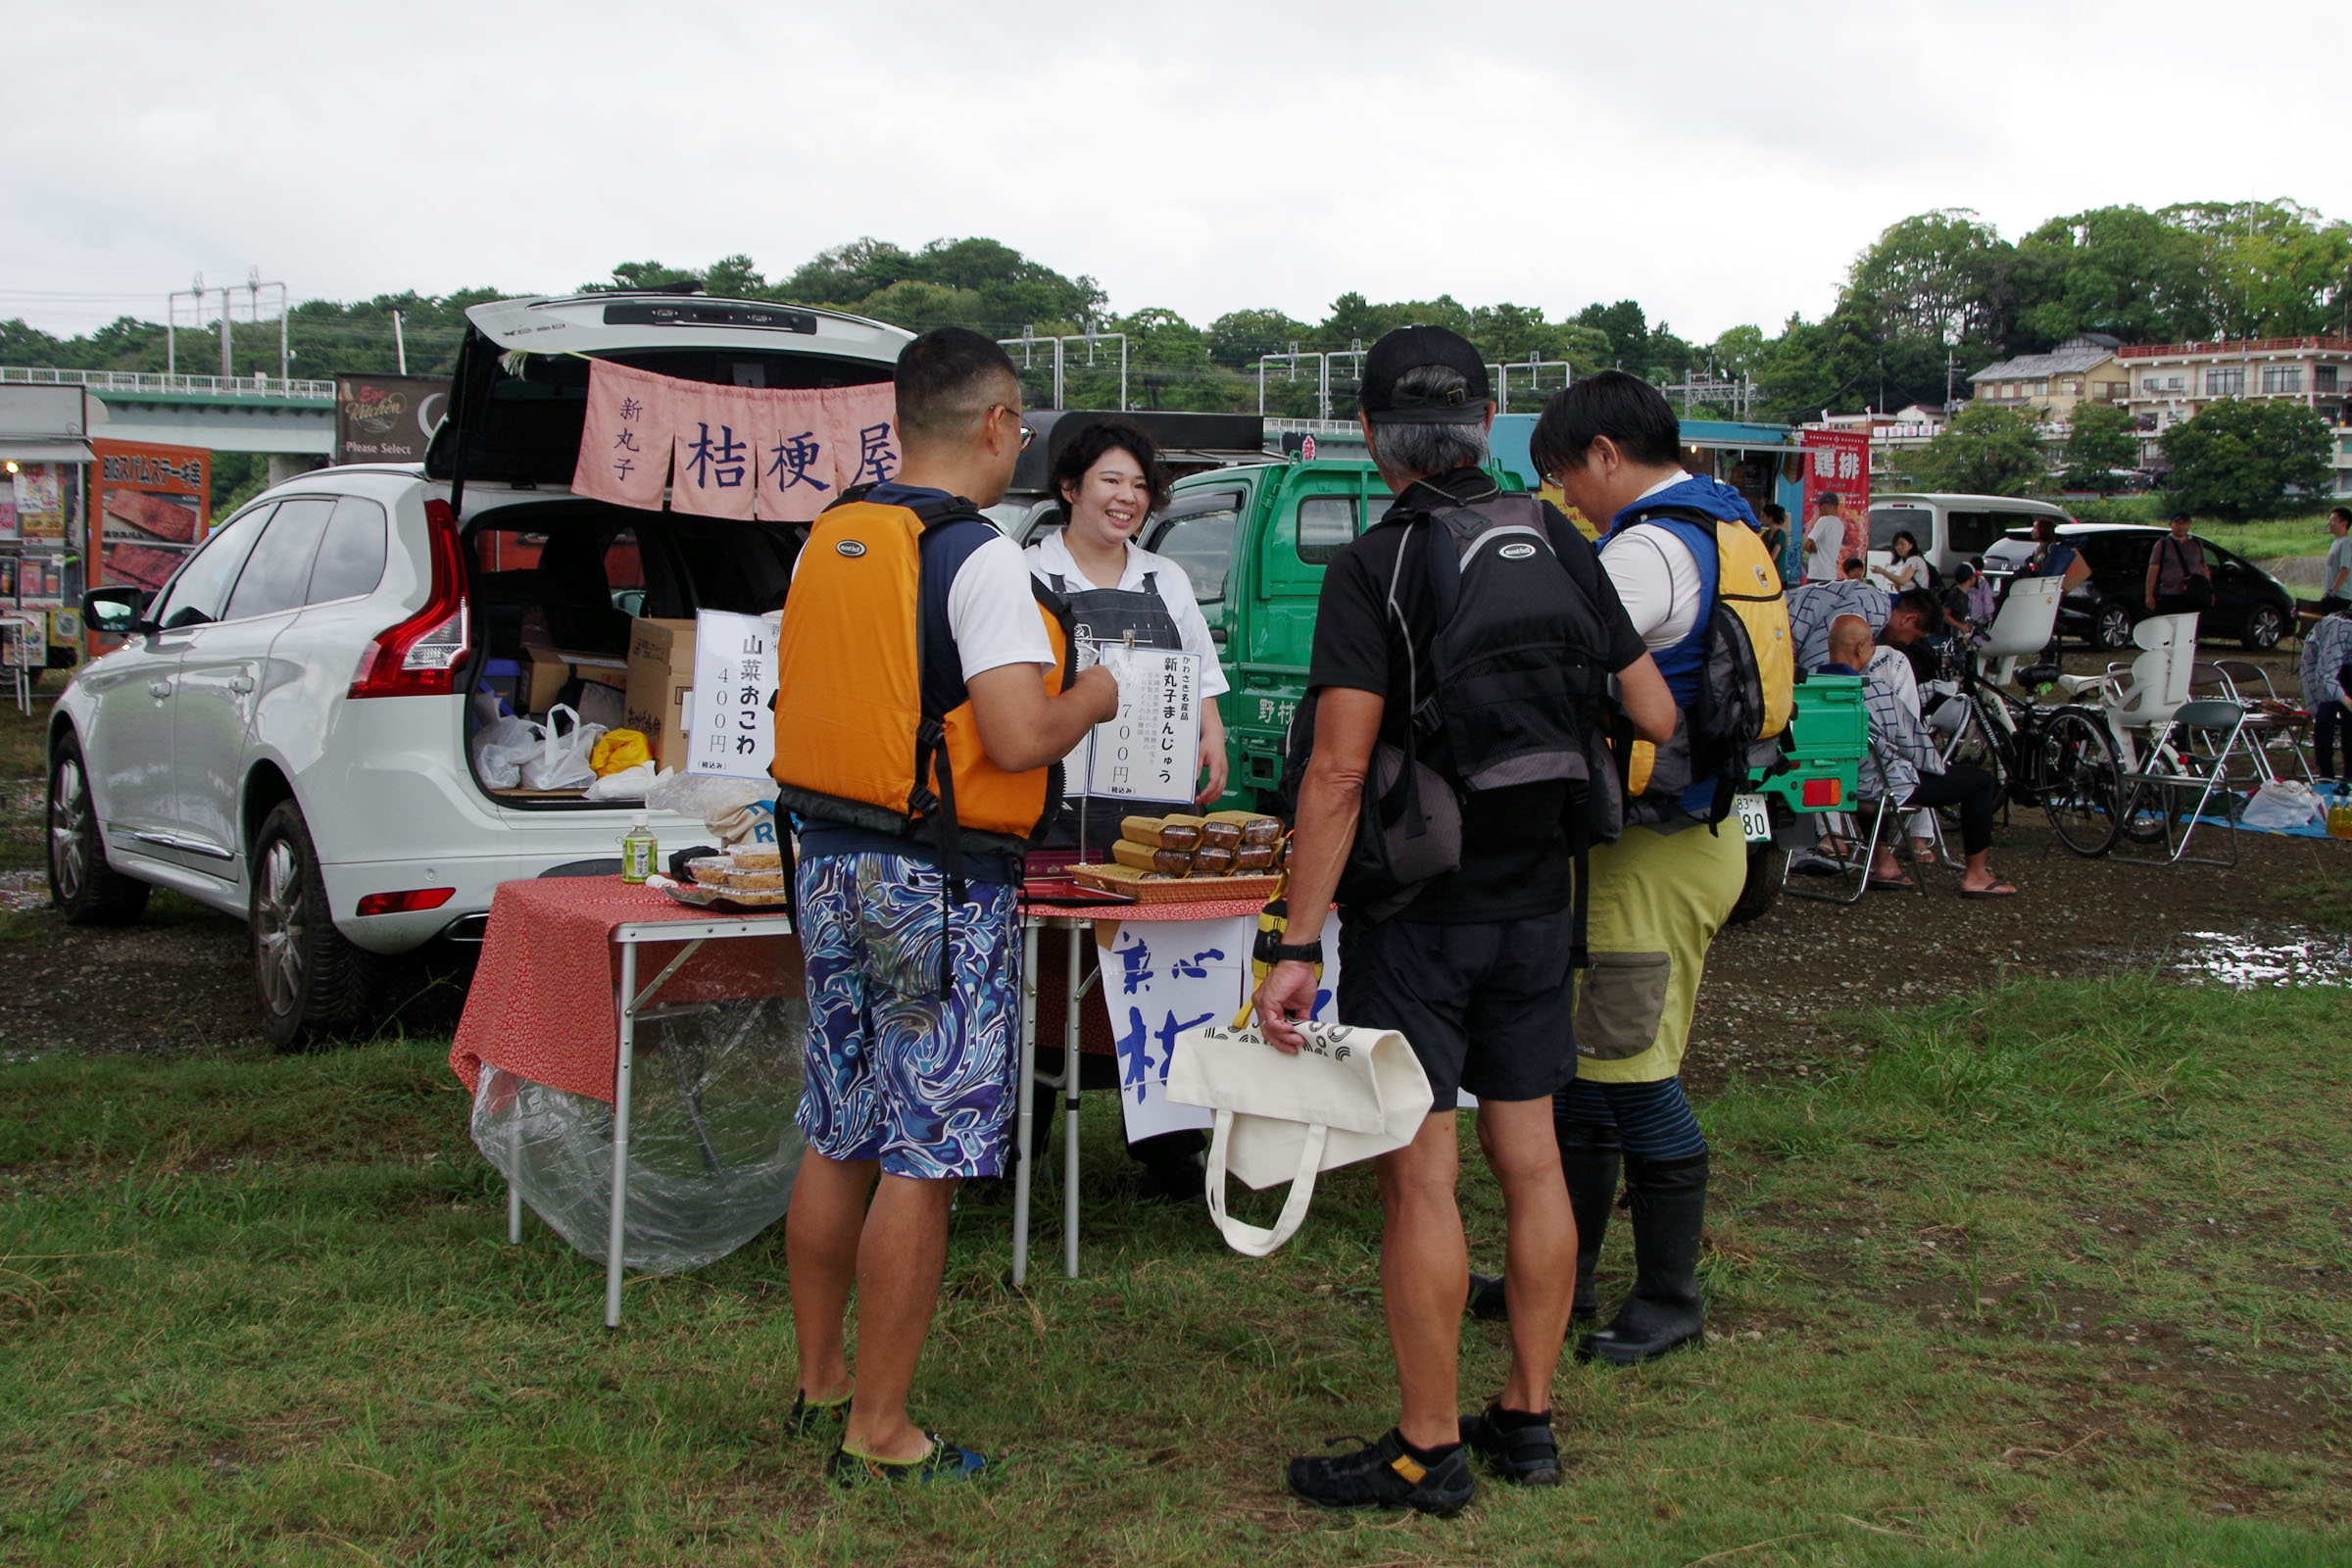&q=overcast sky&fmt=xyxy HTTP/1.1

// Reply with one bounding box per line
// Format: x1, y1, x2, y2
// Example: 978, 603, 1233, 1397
11, 1, 2348, 346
